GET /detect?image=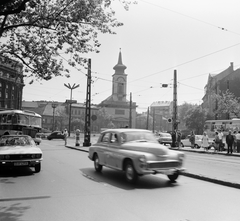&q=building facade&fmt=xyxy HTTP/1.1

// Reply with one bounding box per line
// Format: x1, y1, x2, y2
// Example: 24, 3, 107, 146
98, 50, 137, 128
150, 101, 173, 132
0, 55, 24, 110
202, 62, 240, 119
